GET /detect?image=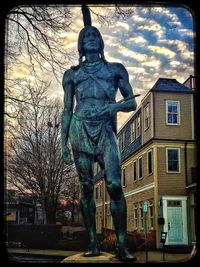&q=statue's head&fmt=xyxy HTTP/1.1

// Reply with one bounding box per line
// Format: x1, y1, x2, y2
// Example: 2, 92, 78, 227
78, 26, 104, 59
